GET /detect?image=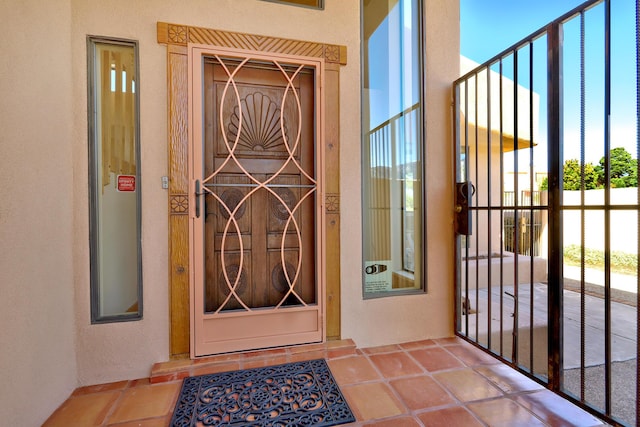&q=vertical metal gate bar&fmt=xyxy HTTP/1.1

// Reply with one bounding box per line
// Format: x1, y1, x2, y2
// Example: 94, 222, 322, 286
547, 21, 564, 391
603, 0, 612, 416
636, 0, 640, 423
527, 41, 535, 373
464, 79, 470, 337
499, 58, 505, 358
454, 83, 462, 333
474, 72, 480, 342
579, 9, 587, 403
487, 66, 493, 351
513, 49, 520, 365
